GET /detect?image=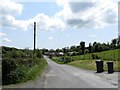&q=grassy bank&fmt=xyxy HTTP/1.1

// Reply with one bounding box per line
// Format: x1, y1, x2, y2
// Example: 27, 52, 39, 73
2, 57, 48, 85
71, 49, 120, 61
68, 60, 119, 71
